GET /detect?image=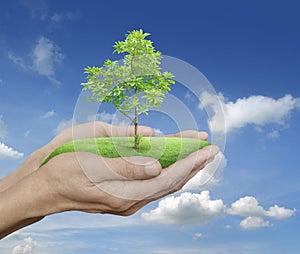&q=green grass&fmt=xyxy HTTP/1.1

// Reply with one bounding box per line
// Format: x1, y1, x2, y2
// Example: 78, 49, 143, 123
41, 137, 211, 169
